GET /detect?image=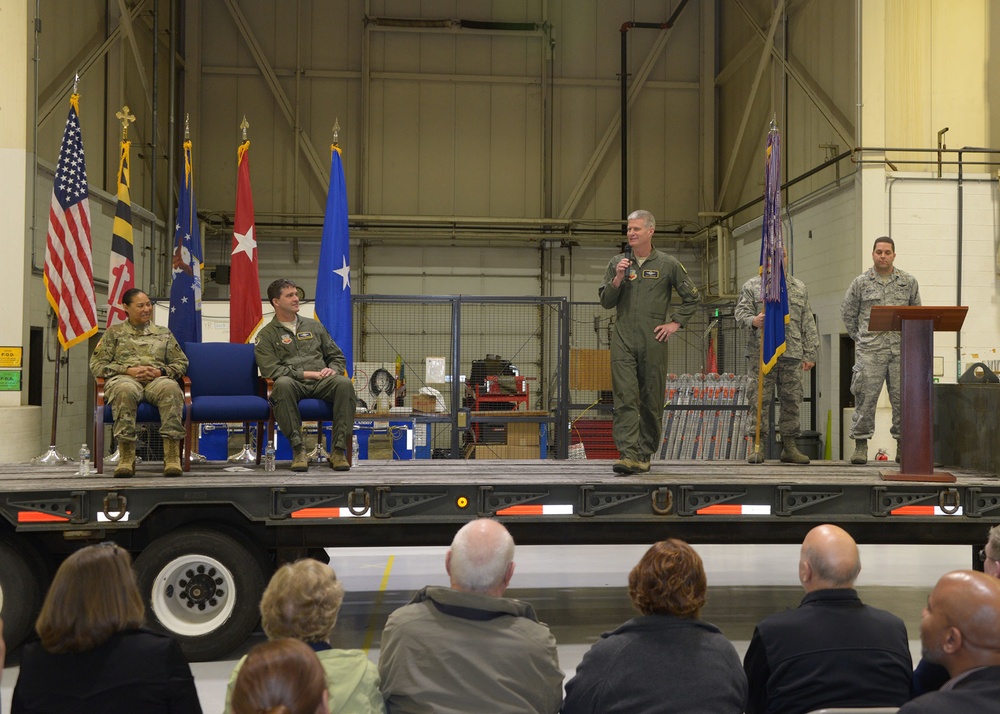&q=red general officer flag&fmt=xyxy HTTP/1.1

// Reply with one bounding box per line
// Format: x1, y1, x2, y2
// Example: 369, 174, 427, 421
229, 140, 262, 343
